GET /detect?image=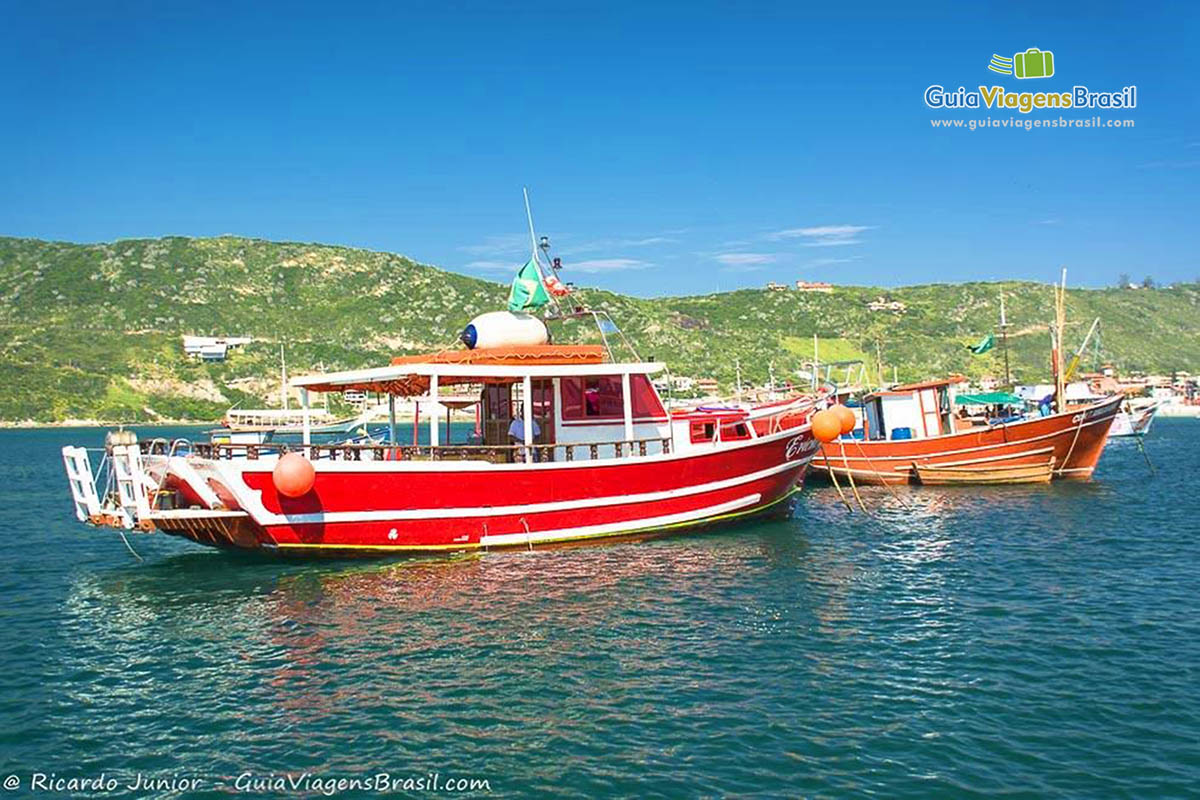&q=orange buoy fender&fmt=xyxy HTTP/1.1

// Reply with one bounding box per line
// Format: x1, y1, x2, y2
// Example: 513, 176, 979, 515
811, 409, 842, 443
831, 404, 857, 435
273, 452, 316, 498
